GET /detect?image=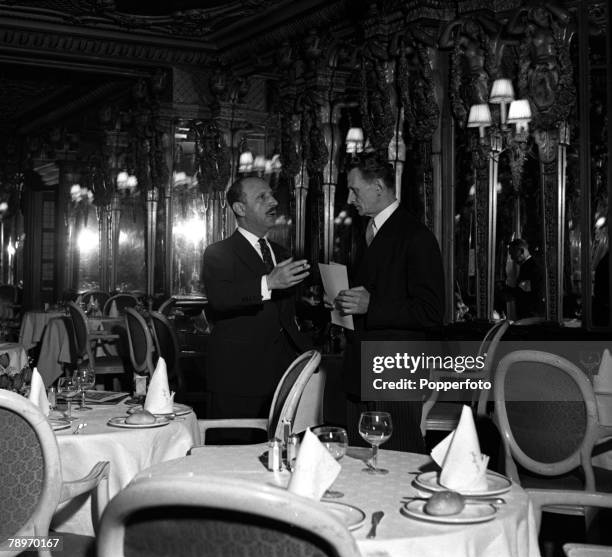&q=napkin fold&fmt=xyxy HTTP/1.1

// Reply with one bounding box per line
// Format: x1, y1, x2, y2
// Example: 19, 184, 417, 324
108, 300, 119, 318
287, 428, 341, 500
29, 368, 50, 417
144, 357, 175, 414
431, 405, 489, 492
594, 349, 612, 393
